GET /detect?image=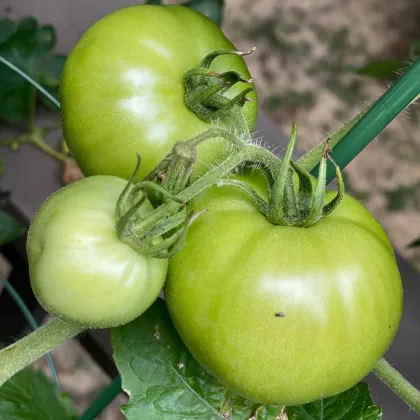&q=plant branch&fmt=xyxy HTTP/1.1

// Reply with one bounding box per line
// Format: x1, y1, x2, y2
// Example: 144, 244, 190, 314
373, 358, 420, 414
0, 273, 59, 388
30, 128, 70, 163
0, 318, 84, 386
